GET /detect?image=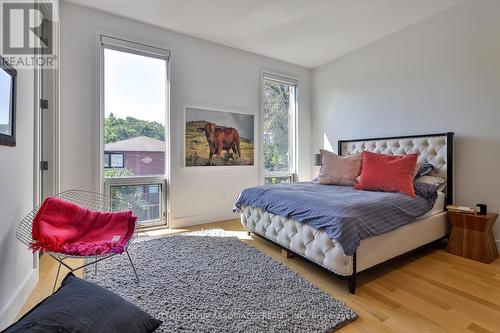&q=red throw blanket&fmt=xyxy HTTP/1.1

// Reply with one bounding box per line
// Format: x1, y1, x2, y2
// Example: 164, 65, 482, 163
30, 197, 137, 256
